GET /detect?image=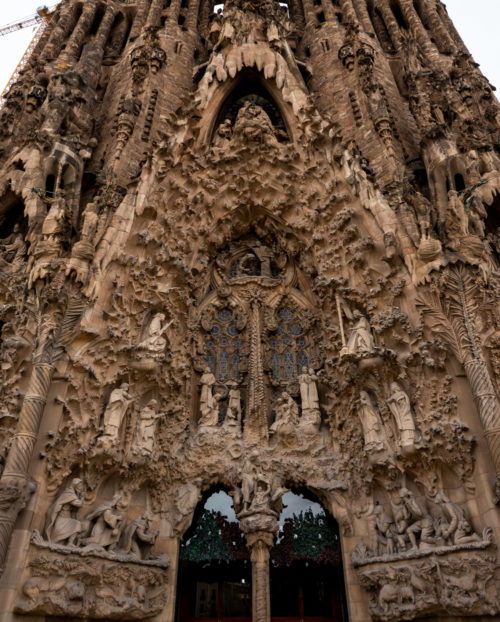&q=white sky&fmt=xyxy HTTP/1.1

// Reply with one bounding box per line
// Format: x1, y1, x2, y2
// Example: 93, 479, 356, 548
0, 2, 498, 93
204, 490, 323, 526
